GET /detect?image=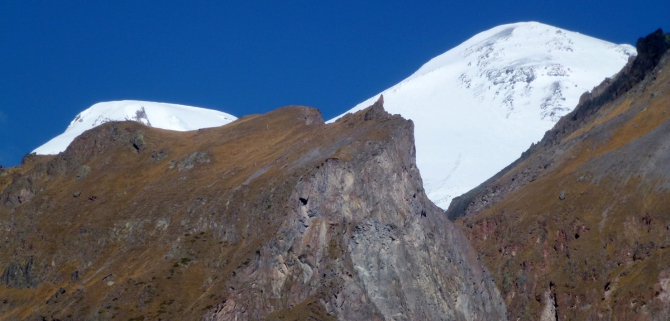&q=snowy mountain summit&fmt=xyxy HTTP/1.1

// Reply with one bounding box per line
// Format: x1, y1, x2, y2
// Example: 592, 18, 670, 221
331, 22, 636, 208
33, 100, 237, 155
